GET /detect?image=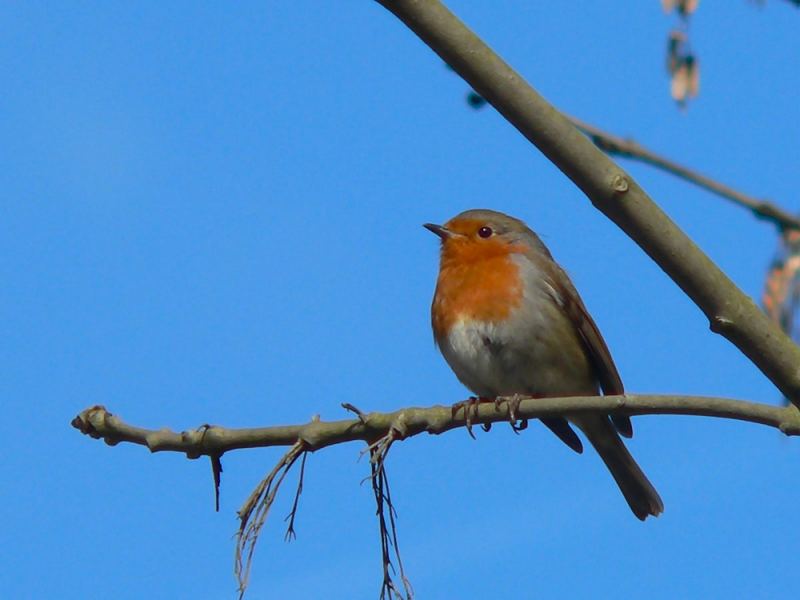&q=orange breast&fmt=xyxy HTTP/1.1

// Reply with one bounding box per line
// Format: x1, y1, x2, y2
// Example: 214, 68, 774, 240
431, 240, 524, 338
